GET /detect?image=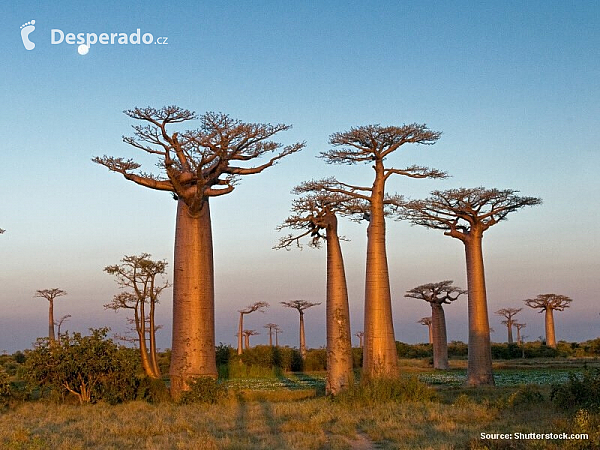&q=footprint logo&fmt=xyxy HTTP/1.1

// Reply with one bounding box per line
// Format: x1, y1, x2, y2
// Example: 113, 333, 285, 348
20, 20, 36, 50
